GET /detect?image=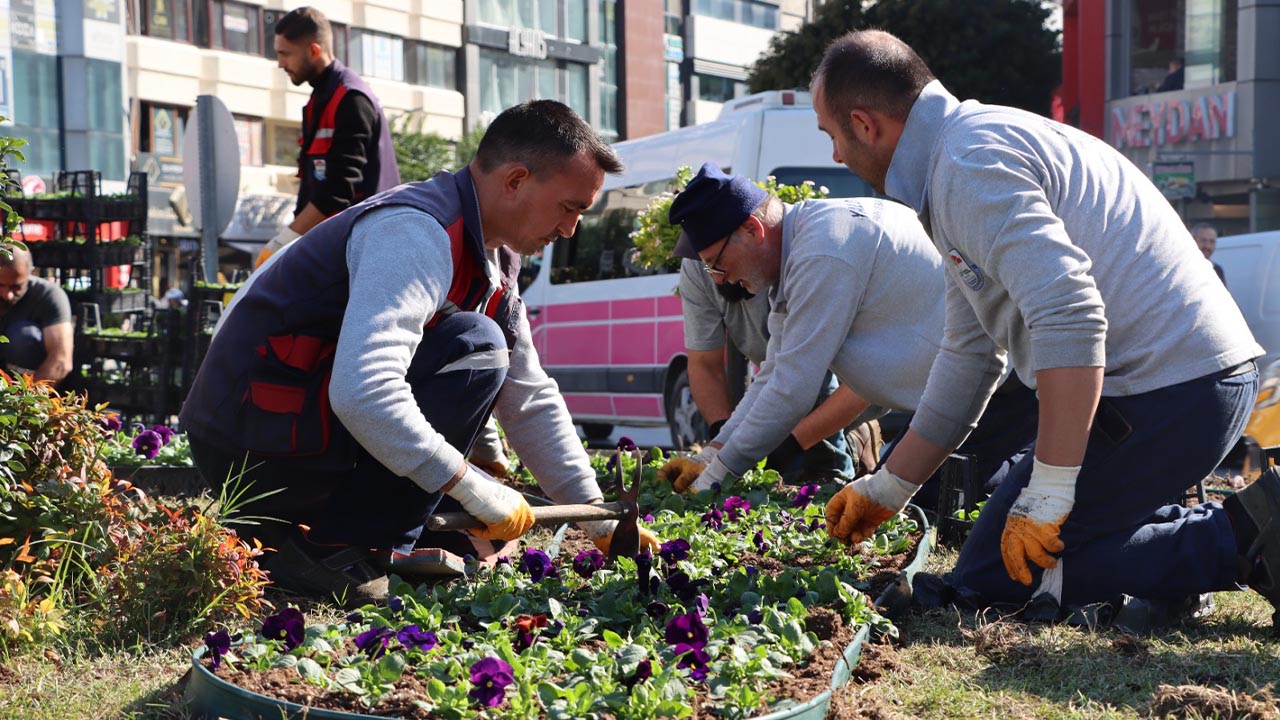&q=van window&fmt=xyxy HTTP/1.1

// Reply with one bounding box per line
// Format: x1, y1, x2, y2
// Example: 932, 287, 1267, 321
768, 166, 875, 200
551, 180, 679, 283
